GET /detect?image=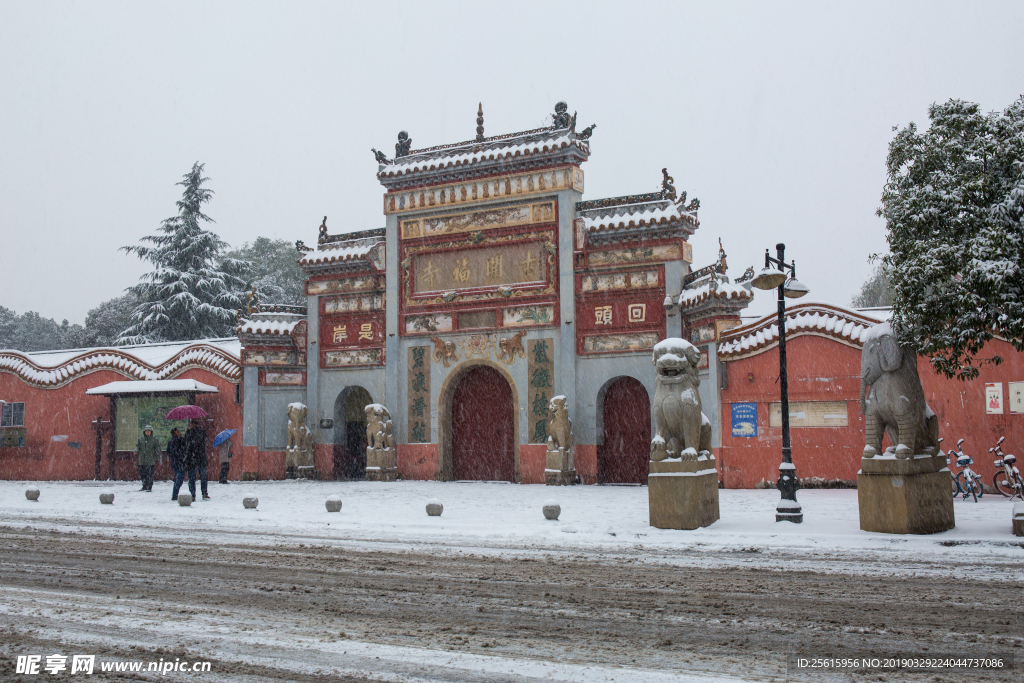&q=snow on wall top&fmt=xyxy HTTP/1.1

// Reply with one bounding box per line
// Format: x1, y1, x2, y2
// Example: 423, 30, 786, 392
378, 129, 587, 180
86, 379, 220, 395
577, 199, 698, 234
236, 317, 302, 337
678, 281, 752, 308
298, 241, 379, 268
0, 338, 241, 389
717, 303, 886, 360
